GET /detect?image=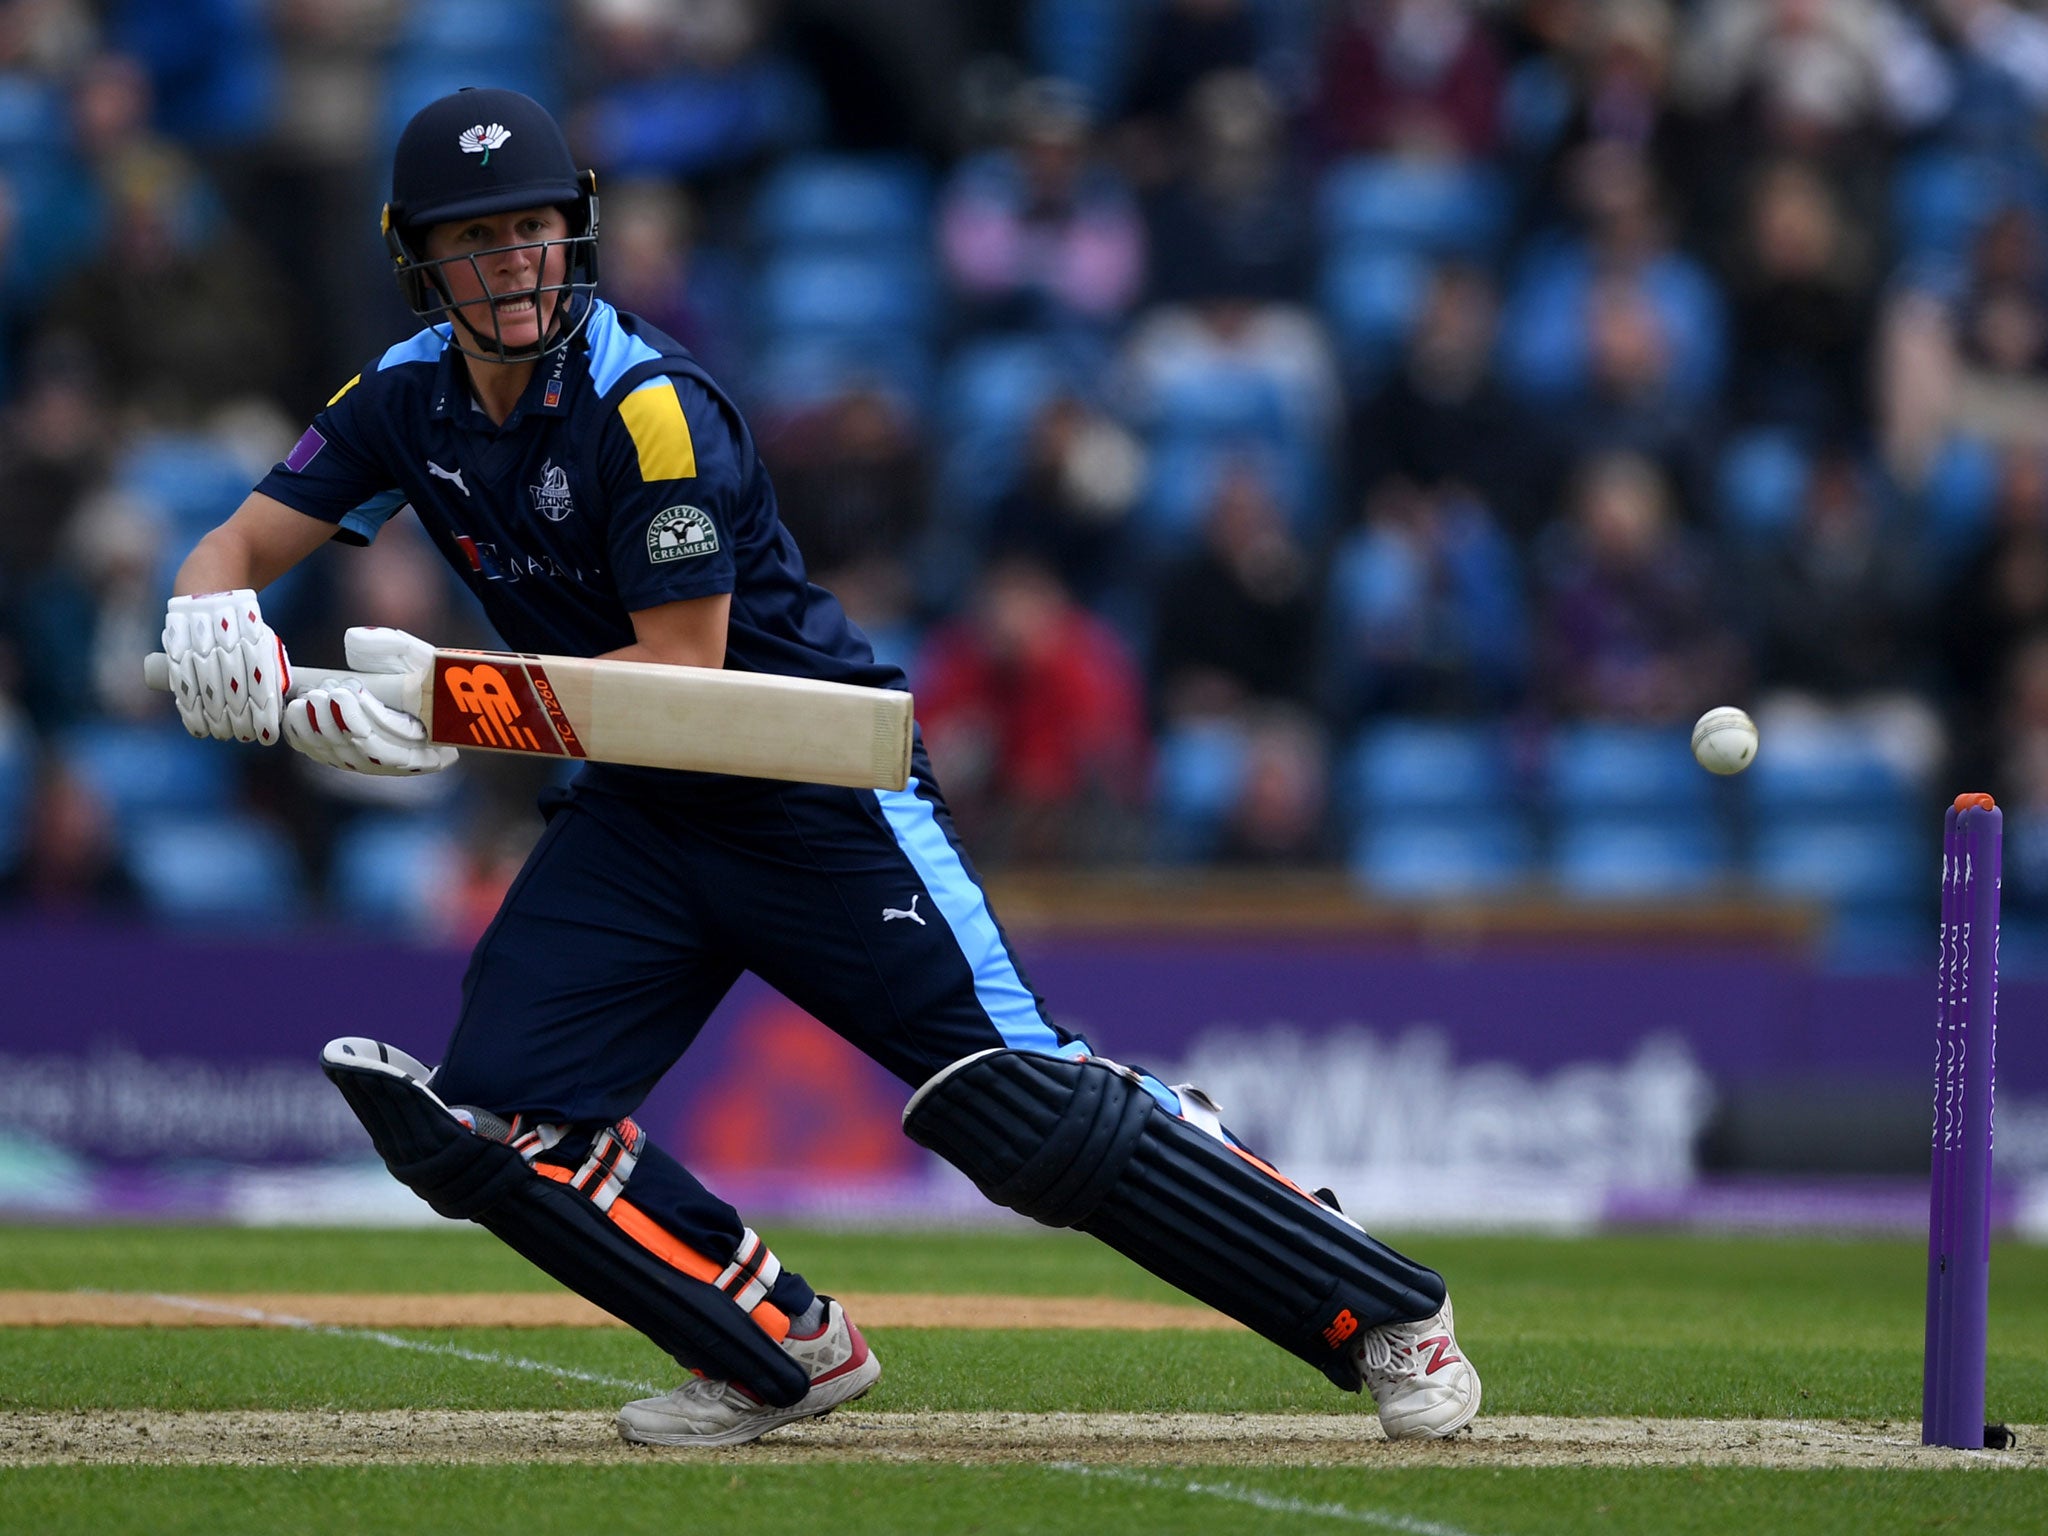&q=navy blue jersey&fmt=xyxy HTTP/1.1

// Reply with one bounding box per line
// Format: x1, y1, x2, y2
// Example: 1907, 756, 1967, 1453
257, 298, 900, 696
